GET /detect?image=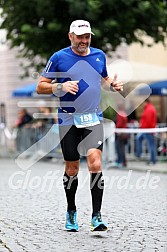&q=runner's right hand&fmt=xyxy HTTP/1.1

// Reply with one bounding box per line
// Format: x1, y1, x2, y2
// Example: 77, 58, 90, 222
62, 81, 79, 95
